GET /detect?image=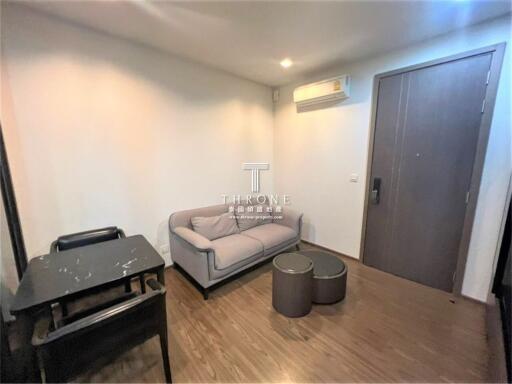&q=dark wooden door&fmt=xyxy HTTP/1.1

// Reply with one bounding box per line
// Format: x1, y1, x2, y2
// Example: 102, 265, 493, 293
363, 53, 492, 292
